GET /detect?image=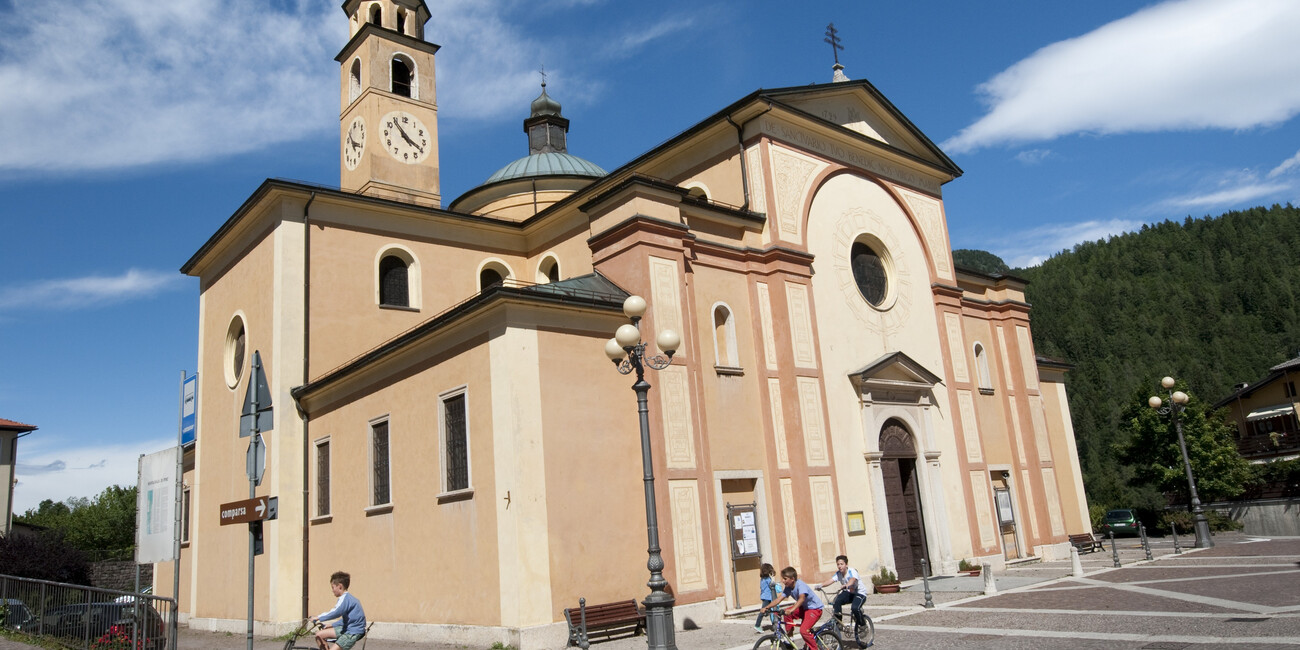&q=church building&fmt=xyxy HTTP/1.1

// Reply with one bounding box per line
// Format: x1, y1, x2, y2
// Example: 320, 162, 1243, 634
163, 2, 1090, 647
